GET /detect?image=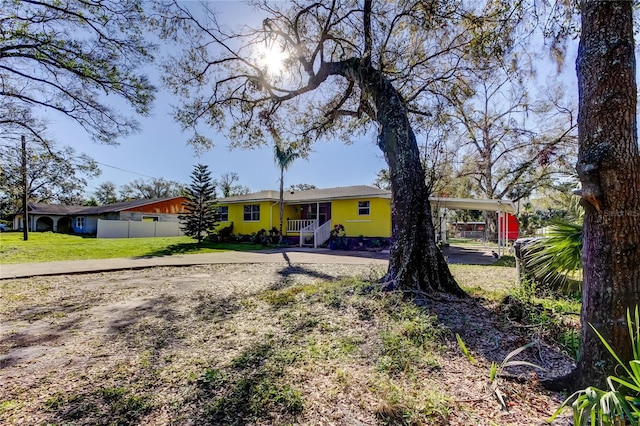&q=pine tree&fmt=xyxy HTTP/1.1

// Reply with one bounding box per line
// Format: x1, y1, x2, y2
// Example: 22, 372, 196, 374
179, 164, 218, 243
